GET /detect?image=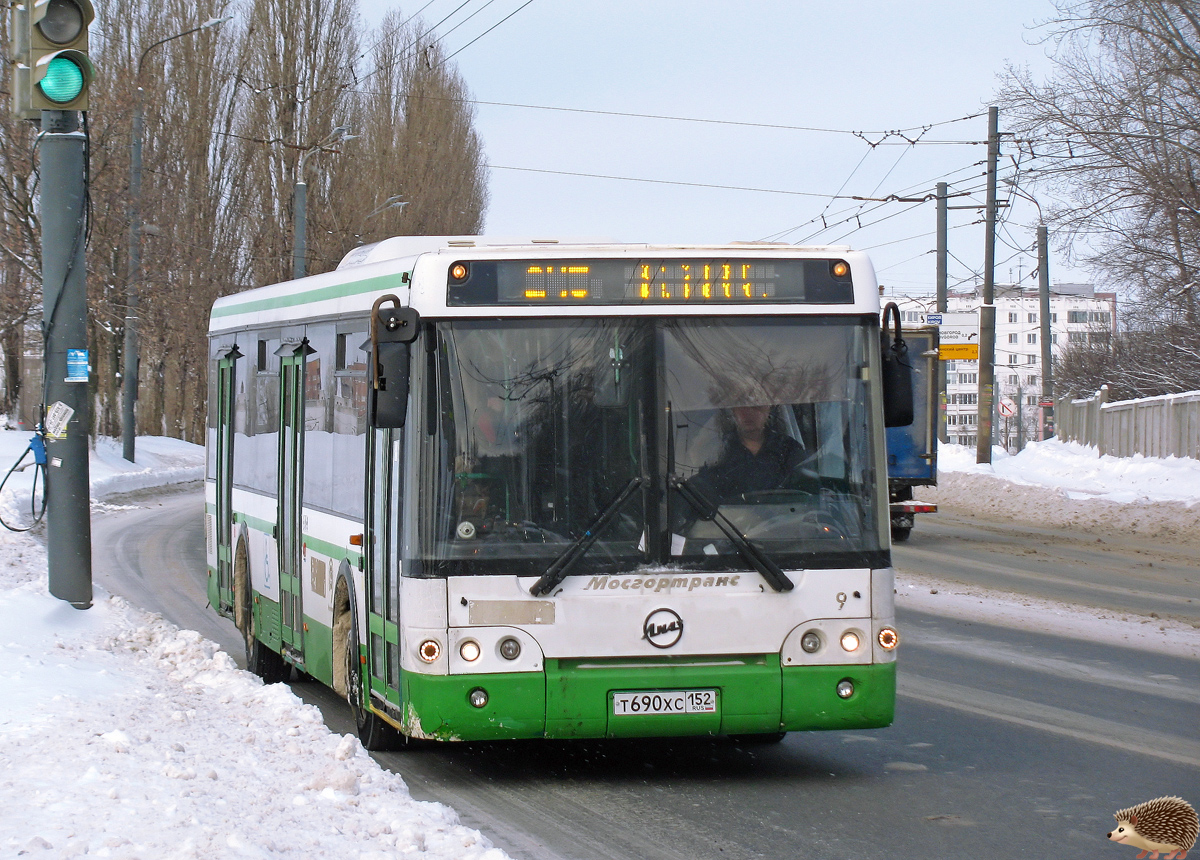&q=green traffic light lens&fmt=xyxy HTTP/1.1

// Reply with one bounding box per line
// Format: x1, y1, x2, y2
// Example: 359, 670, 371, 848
39, 55, 84, 103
